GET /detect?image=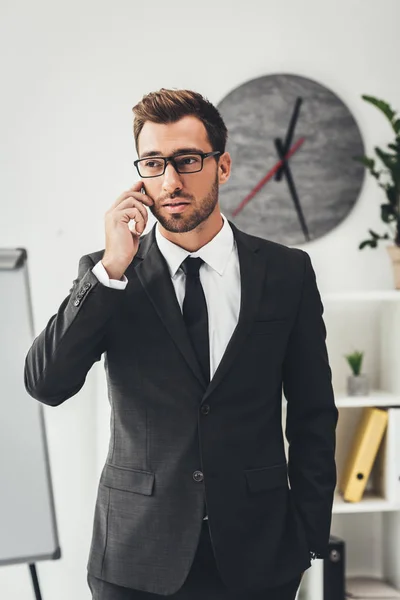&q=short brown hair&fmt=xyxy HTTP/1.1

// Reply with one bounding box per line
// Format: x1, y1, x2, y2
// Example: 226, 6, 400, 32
132, 88, 228, 156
